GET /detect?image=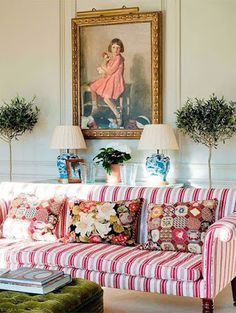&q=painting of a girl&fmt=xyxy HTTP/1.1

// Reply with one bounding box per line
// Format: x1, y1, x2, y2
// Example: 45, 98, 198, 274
74, 14, 162, 137
90, 38, 125, 127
